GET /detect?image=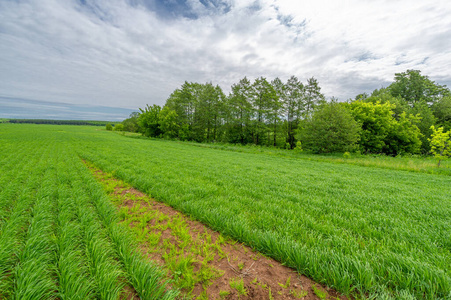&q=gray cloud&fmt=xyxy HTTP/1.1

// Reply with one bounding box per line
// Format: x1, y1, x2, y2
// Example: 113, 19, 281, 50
1, 0, 450, 120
